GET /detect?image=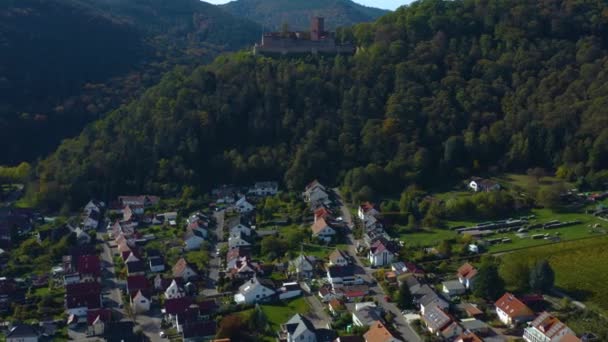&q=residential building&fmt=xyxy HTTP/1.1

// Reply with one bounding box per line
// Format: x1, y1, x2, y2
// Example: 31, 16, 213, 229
234, 197, 255, 213
279, 314, 317, 342
442, 280, 466, 297
419, 292, 450, 315
457, 263, 478, 289
358, 202, 380, 221
131, 290, 151, 314
234, 277, 276, 305
228, 232, 252, 249
468, 177, 501, 192
126, 275, 149, 296
149, 256, 165, 273
495, 292, 535, 326
184, 230, 205, 251
352, 303, 383, 327
65, 282, 102, 317
326, 265, 364, 288
363, 321, 399, 342
289, 255, 316, 279
249, 181, 279, 196
422, 306, 452, 334
523, 312, 580, 342
87, 309, 112, 336
173, 258, 198, 281
303, 180, 329, 203
278, 282, 302, 301
455, 331, 484, 342
6, 324, 39, 342
311, 218, 337, 242
77, 254, 101, 282
368, 239, 397, 267
329, 249, 350, 266
165, 279, 186, 299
